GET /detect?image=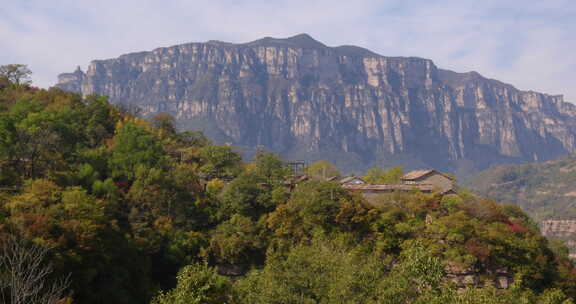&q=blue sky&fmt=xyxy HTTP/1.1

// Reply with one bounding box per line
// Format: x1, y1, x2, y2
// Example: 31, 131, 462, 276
1, 0, 575, 102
